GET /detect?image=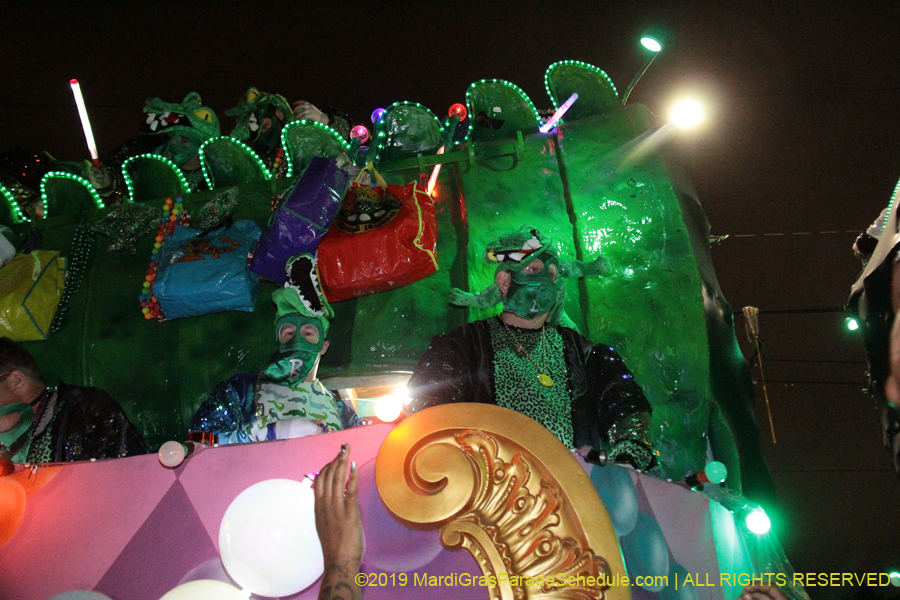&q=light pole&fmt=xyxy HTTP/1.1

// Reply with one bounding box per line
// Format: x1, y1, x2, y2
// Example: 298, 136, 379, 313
621, 28, 672, 105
